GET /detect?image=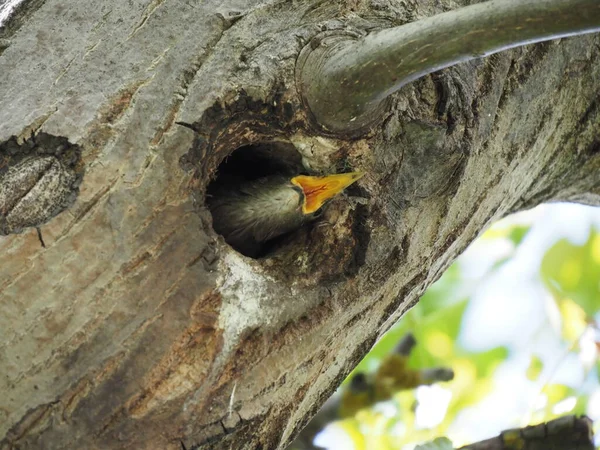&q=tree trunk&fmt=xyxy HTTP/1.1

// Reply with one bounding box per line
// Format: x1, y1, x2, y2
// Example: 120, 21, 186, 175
0, 0, 598, 449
